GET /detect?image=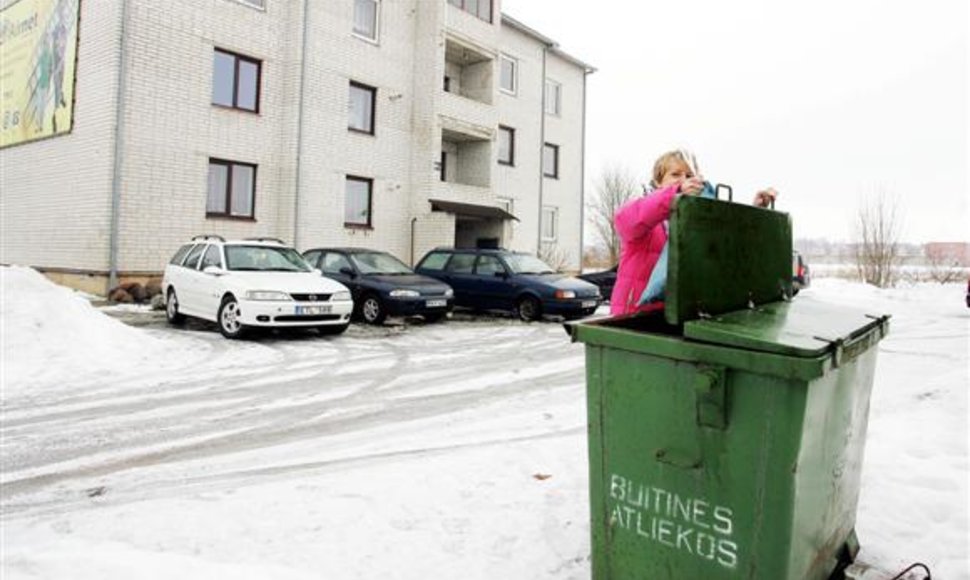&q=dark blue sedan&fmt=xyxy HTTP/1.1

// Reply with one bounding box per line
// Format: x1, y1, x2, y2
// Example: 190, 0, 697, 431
415, 248, 601, 321
302, 248, 454, 324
